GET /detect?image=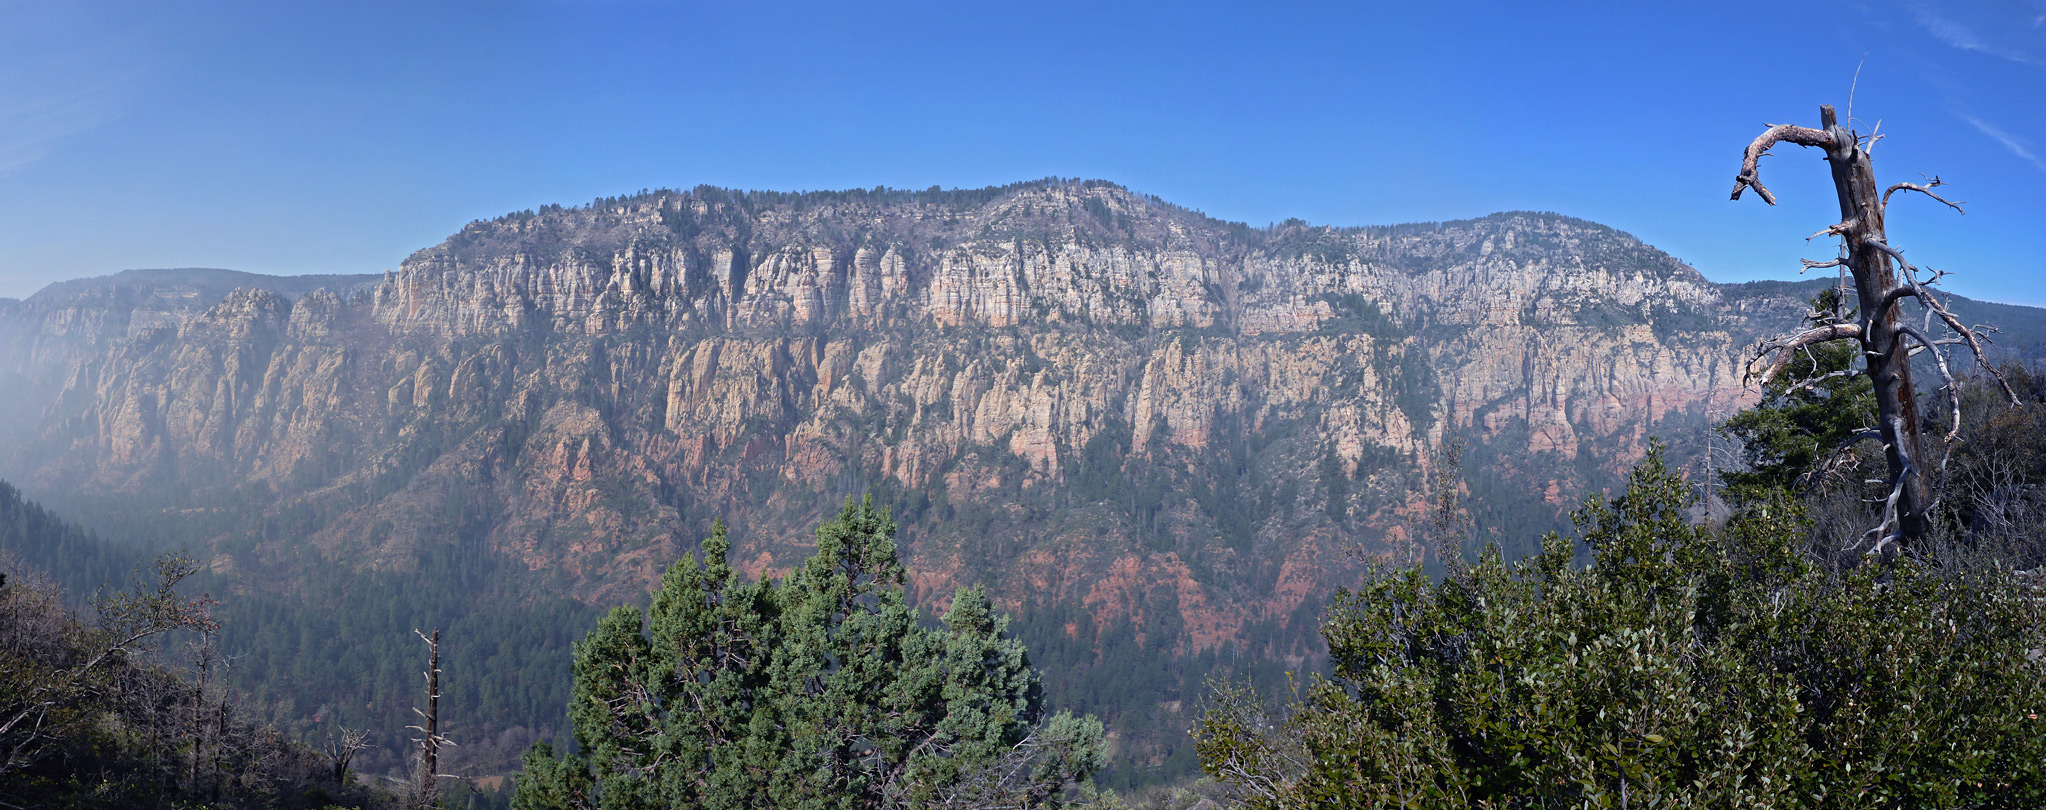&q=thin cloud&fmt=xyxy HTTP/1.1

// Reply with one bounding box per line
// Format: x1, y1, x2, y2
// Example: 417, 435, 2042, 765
0, 4, 146, 177
1955, 110, 2046, 172
0, 74, 129, 176
1909, 2, 2046, 66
